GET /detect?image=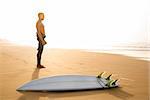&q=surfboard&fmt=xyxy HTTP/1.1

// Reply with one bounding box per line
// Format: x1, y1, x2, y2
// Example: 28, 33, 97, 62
17, 74, 119, 92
